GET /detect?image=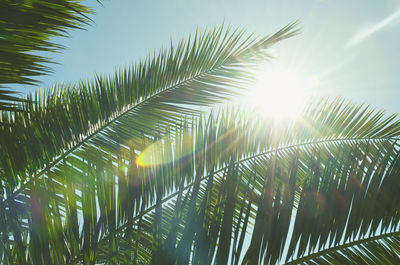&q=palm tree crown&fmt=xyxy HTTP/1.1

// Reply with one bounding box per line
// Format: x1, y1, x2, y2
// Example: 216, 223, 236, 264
1, 20, 400, 265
